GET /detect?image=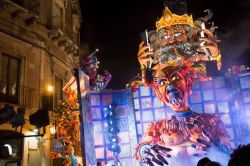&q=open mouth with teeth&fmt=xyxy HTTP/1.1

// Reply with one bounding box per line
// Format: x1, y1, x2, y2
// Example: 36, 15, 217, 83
167, 85, 185, 109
